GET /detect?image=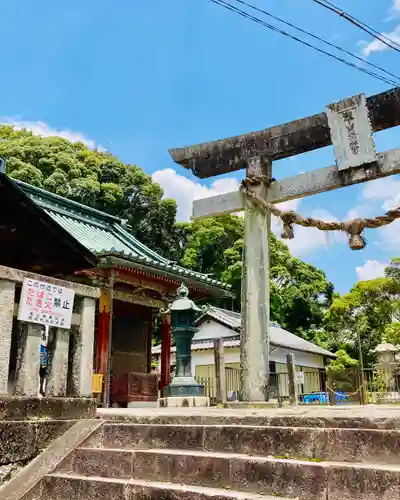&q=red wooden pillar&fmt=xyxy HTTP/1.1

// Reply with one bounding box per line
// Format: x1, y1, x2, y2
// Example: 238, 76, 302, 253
160, 314, 171, 392
95, 288, 113, 405
96, 309, 110, 375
